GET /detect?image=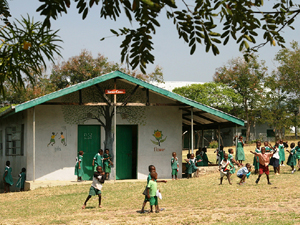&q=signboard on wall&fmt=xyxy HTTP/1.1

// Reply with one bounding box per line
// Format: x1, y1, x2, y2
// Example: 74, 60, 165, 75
105, 89, 126, 94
